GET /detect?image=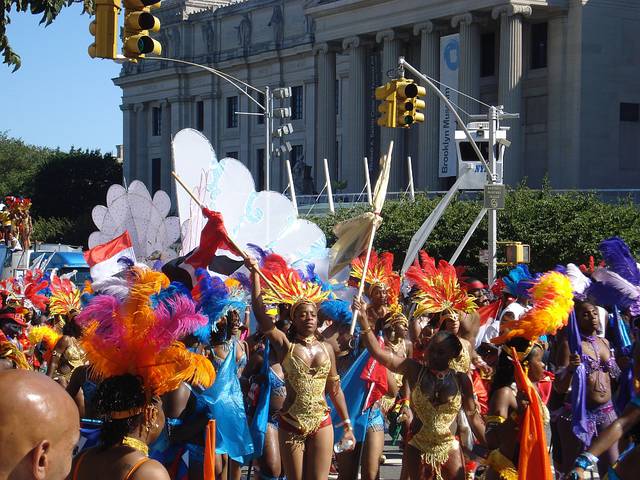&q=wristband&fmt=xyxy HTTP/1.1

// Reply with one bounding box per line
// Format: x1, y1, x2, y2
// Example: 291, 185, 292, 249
574, 452, 597, 470
337, 418, 352, 429
360, 326, 372, 334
